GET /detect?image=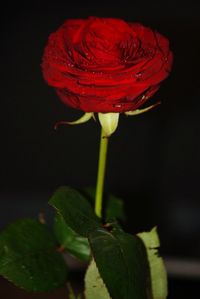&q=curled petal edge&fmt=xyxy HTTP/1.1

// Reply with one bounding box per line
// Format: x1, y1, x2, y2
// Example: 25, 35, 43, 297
98, 112, 120, 137
125, 101, 161, 116
54, 112, 94, 130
